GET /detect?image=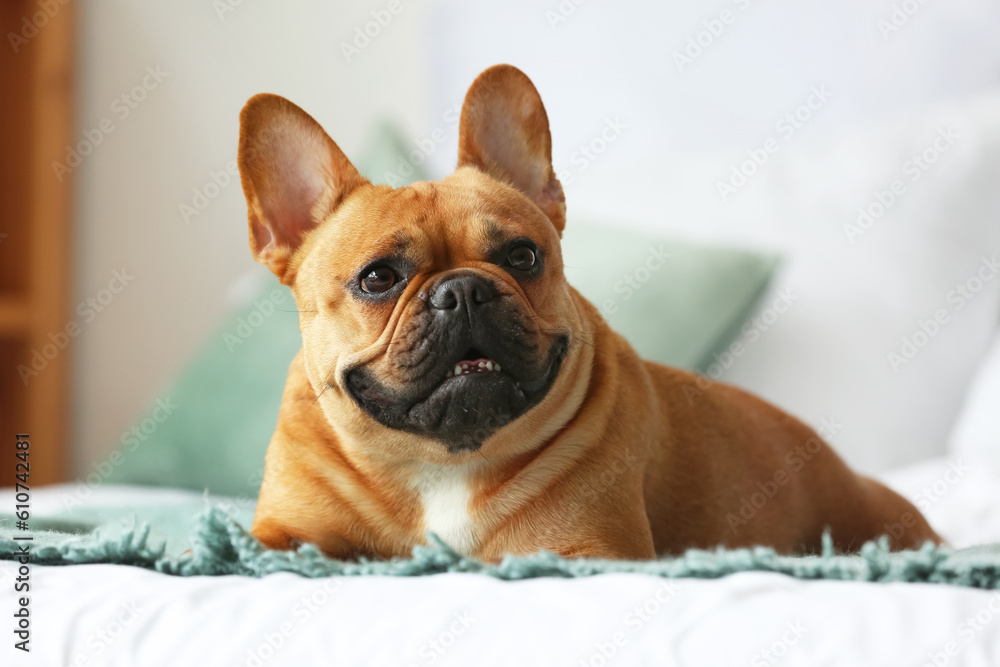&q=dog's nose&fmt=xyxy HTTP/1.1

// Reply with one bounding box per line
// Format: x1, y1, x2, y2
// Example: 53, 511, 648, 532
429, 275, 495, 311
